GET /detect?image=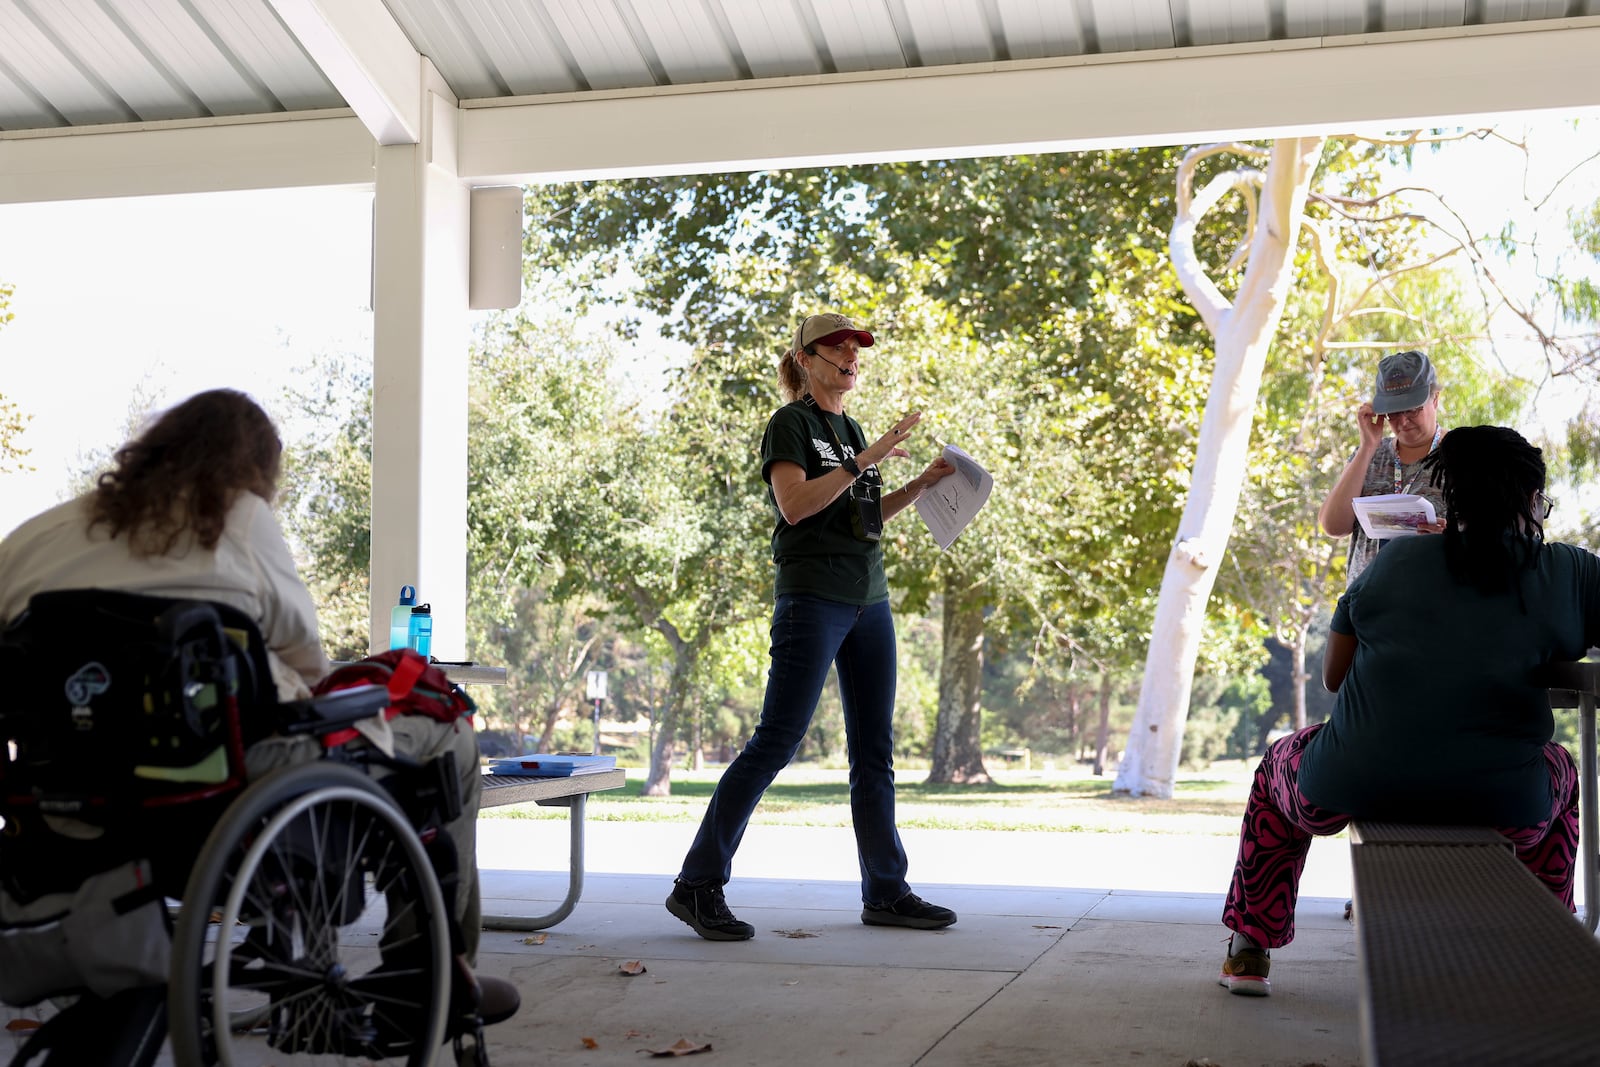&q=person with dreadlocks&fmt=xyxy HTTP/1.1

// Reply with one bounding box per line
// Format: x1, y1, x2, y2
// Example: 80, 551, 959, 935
1215, 425, 1600, 997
